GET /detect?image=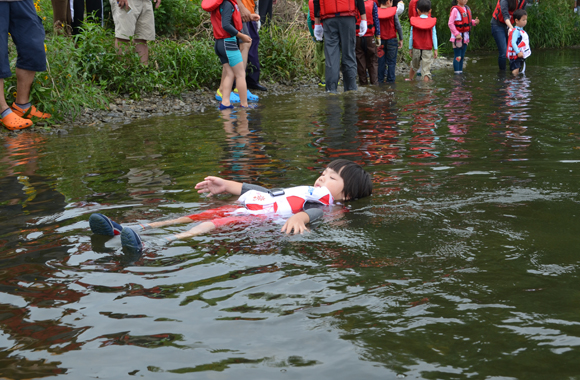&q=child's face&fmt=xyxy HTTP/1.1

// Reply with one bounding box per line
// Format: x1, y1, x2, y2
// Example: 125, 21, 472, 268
516, 15, 527, 28
458, 0, 468, 6
314, 168, 345, 201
